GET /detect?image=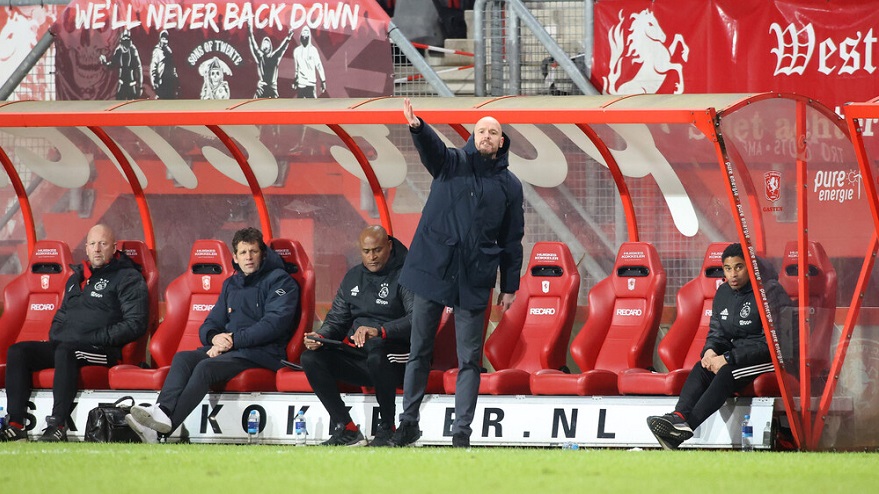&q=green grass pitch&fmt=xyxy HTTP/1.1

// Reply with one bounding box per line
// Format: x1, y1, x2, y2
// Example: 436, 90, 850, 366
1, 443, 876, 493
